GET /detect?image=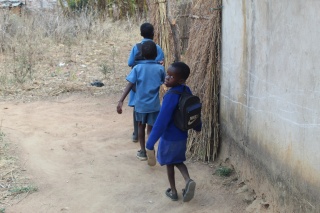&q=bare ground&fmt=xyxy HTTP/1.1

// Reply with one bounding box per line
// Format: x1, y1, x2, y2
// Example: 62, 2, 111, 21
0, 92, 252, 213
